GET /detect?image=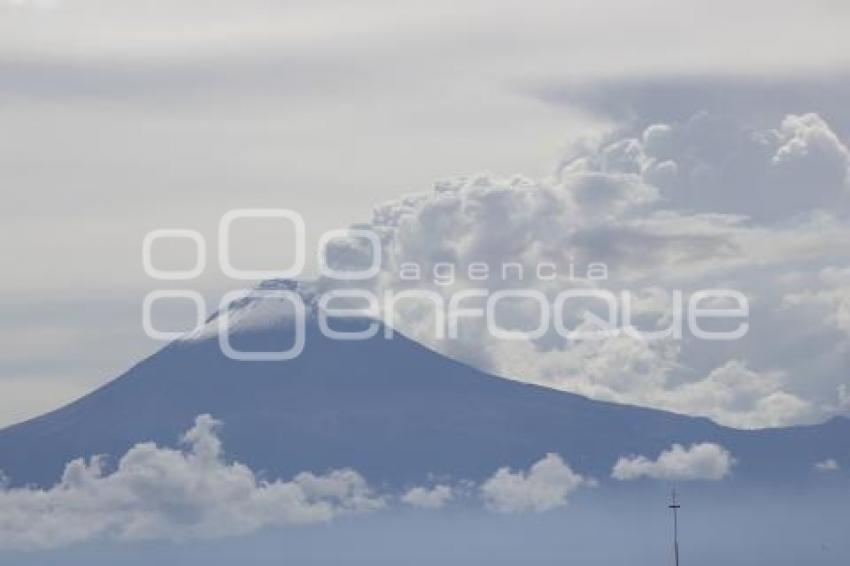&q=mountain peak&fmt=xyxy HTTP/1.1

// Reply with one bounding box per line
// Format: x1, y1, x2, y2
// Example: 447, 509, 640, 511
256, 278, 305, 292
182, 279, 321, 344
